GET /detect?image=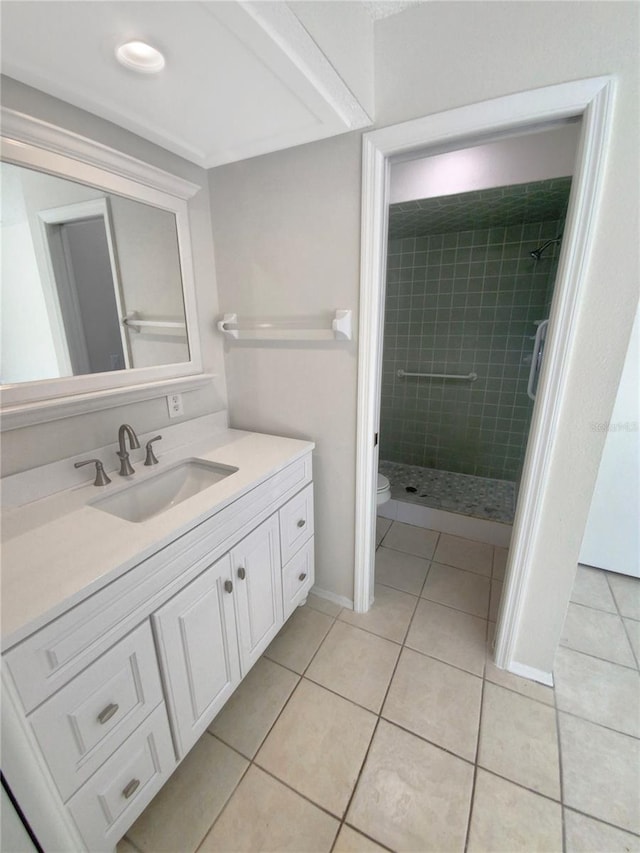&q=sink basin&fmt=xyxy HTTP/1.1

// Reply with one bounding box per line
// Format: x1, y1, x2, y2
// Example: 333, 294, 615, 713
90, 458, 238, 523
